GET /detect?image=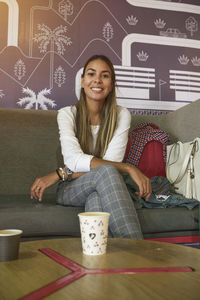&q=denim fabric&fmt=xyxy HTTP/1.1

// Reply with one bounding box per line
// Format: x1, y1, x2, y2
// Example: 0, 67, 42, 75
122, 174, 199, 210
139, 193, 199, 210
